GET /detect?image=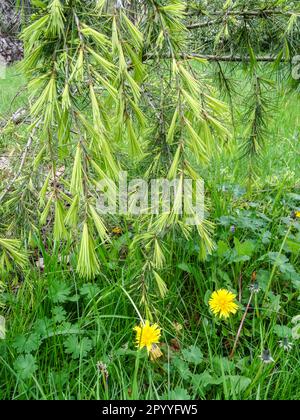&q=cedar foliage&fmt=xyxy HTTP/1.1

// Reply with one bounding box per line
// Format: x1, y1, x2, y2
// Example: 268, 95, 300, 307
0, 1, 299, 304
